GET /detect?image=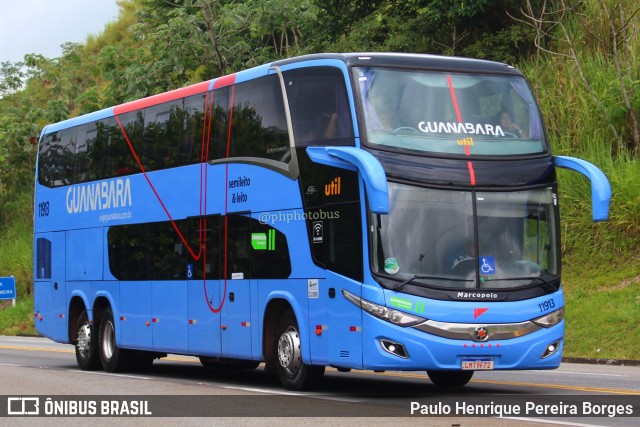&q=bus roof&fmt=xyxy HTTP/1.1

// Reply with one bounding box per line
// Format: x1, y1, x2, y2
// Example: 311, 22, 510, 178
273, 52, 522, 76
40, 52, 521, 137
